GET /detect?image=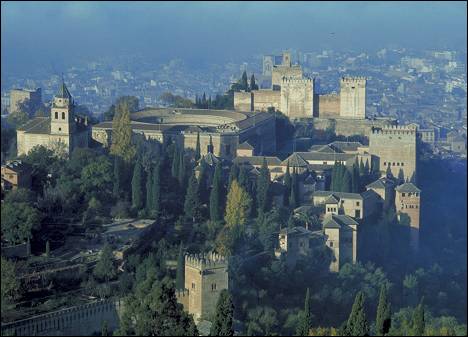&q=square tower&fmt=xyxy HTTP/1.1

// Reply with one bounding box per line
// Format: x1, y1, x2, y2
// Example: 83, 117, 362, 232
50, 81, 75, 136
280, 77, 314, 118
282, 51, 292, 67
263, 55, 274, 77
184, 252, 228, 321
340, 77, 366, 119
395, 183, 421, 251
